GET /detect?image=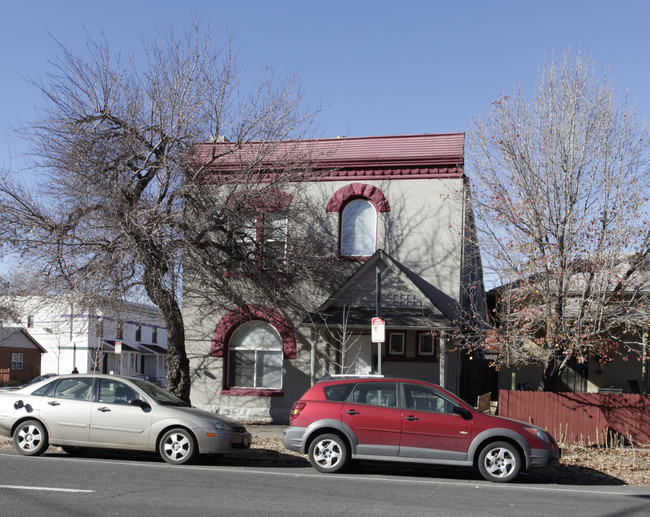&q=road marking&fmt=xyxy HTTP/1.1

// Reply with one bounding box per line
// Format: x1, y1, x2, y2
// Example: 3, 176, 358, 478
0, 485, 95, 493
